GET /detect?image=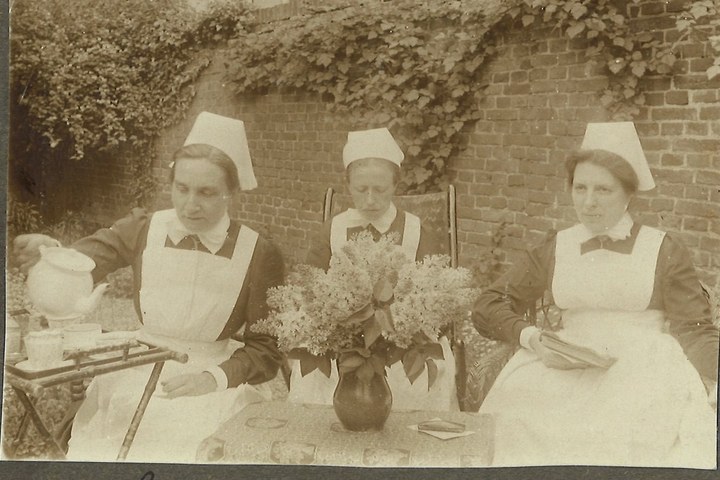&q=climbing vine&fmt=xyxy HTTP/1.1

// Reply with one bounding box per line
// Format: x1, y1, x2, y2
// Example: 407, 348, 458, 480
224, 0, 500, 193
224, 0, 715, 191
